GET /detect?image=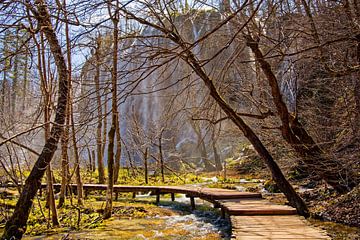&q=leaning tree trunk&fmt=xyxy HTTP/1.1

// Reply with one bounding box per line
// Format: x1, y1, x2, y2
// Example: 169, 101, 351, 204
245, 35, 357, 193
1, 1, 69, 239
178, 41, 309, 217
